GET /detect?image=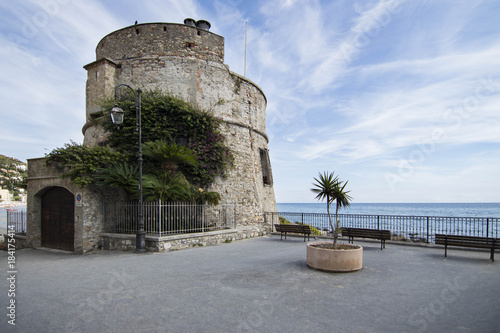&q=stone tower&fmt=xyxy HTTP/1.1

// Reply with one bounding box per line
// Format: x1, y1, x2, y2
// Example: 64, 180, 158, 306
82, 20, 277, 224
